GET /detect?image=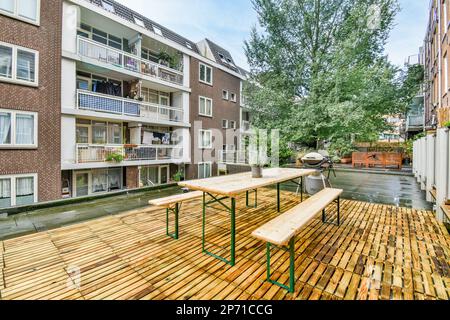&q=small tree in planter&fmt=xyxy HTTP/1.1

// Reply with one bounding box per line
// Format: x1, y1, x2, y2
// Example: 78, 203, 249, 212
249, 129, 269, 178
172, 170, 184, 182
105, 152, 124, 163
443, 121, 450, 129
